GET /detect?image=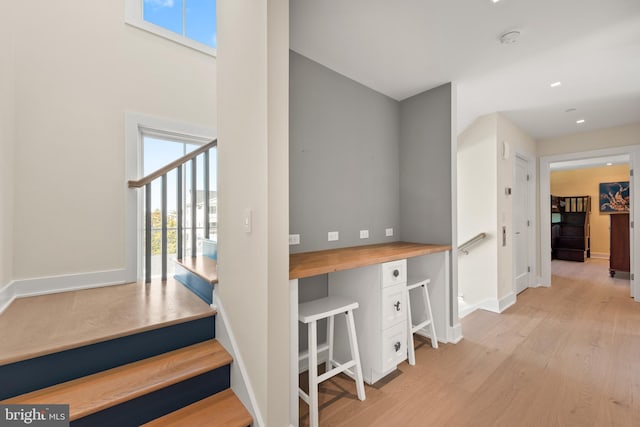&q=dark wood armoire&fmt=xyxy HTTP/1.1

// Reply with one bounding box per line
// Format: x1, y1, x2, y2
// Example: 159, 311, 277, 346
609, 213, 630, 277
